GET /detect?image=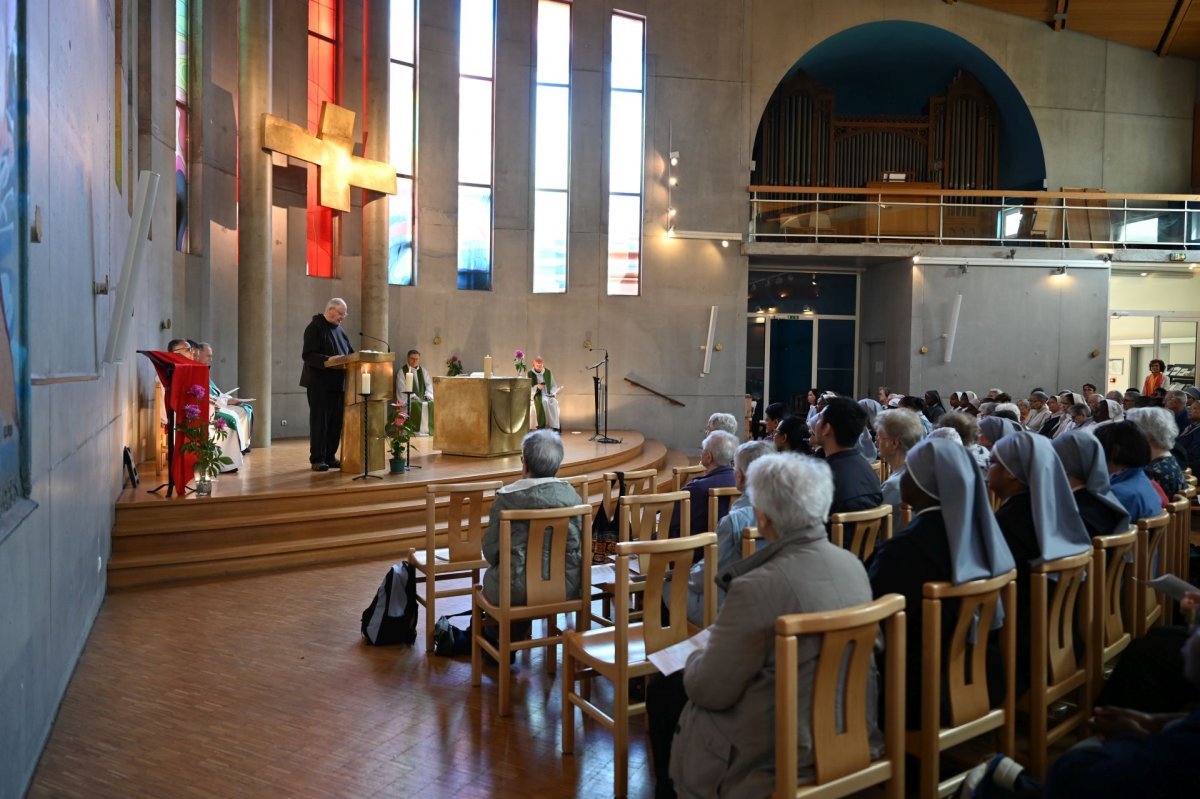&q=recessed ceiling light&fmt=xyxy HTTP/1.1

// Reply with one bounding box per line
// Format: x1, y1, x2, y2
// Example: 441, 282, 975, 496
1140, 271, 1149, 277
